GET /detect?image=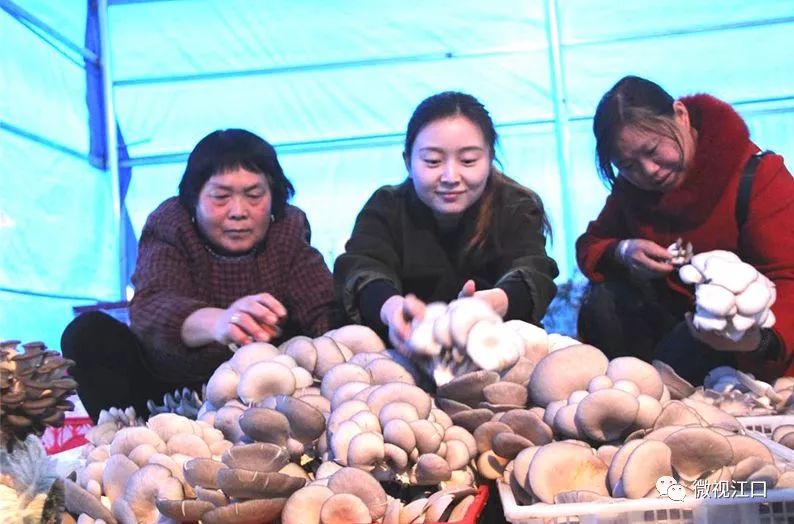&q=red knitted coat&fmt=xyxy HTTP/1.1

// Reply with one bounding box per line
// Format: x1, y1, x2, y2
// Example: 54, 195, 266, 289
576, 94, 794, 380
